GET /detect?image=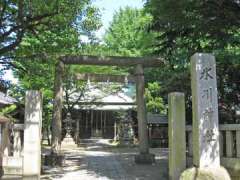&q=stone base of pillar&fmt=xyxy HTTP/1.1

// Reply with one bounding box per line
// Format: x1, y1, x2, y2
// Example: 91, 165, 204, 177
119, 139, 133, 146
22, 175, 40, 180
61, 133, 77, 149
180, 166, 231, 180
134, 153, 155, 164
91, 130, 102, 138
